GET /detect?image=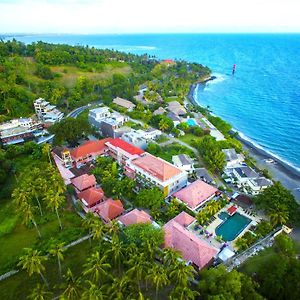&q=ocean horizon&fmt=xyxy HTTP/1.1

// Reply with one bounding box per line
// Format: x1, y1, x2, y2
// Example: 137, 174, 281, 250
6, 33, 300, 172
